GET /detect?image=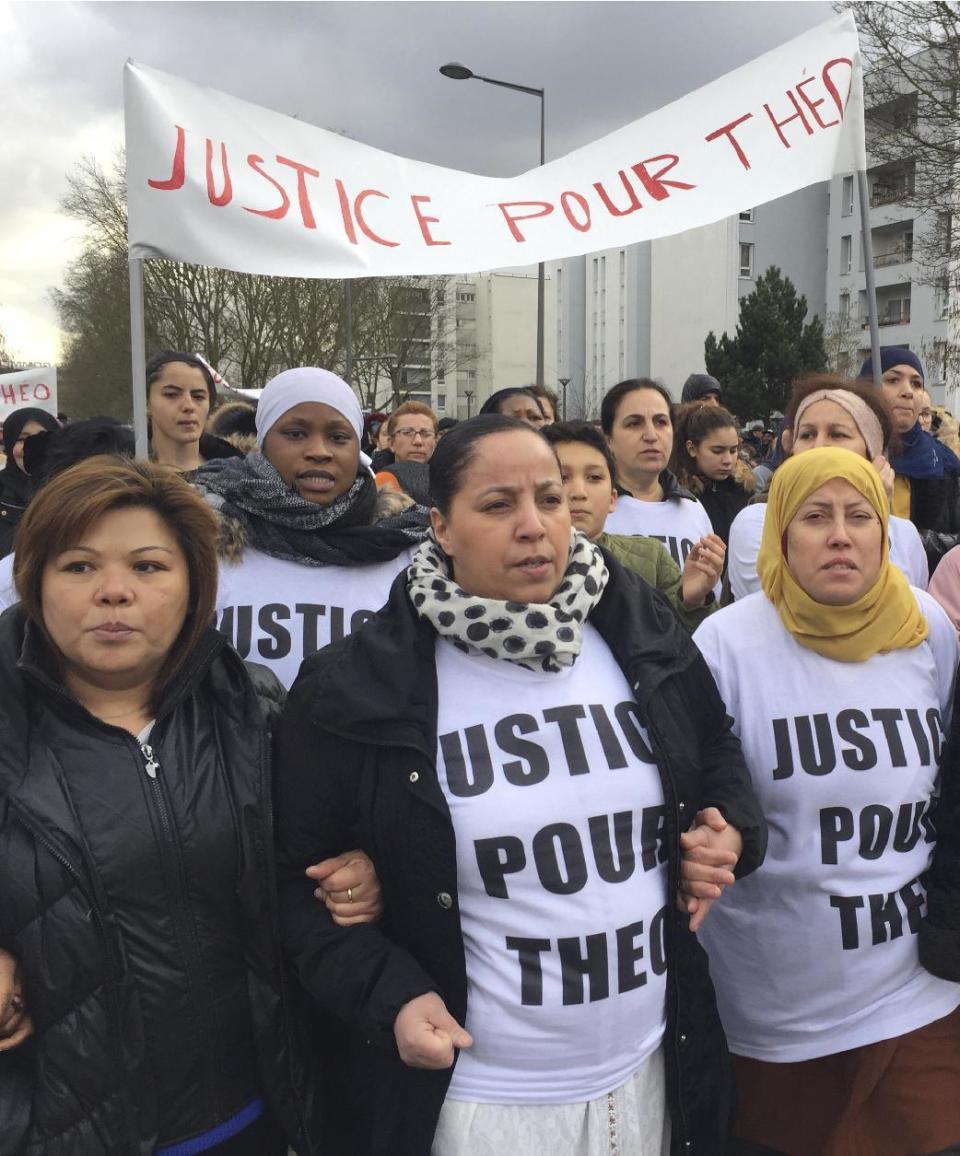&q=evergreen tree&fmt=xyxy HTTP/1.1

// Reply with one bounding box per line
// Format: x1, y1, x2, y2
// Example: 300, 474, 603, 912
704, 267, 827, 422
